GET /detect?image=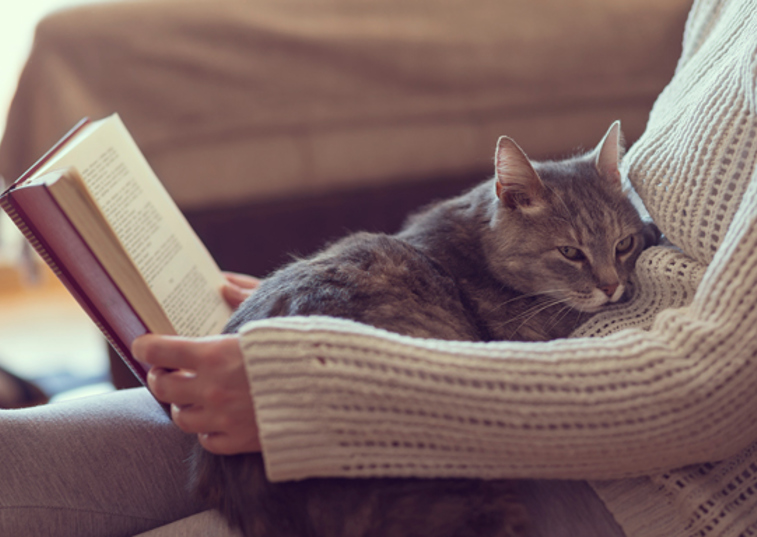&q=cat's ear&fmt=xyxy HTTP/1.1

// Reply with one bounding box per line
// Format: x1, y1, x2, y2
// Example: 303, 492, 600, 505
594, 120, 626, 189
495, 136, 546, 211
